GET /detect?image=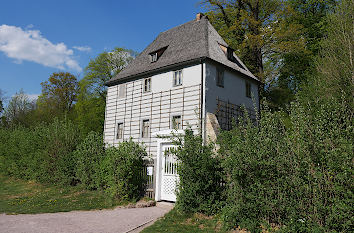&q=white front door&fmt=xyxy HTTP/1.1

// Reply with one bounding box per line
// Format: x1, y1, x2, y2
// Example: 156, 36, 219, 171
160, 144, 179, 202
